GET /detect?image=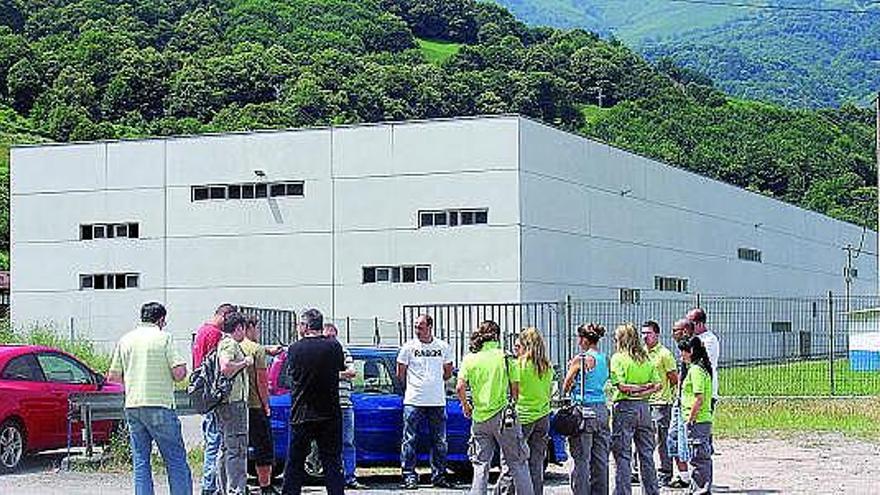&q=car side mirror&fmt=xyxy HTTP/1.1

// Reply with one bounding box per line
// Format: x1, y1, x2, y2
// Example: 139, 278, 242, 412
95, 372, 106, 390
